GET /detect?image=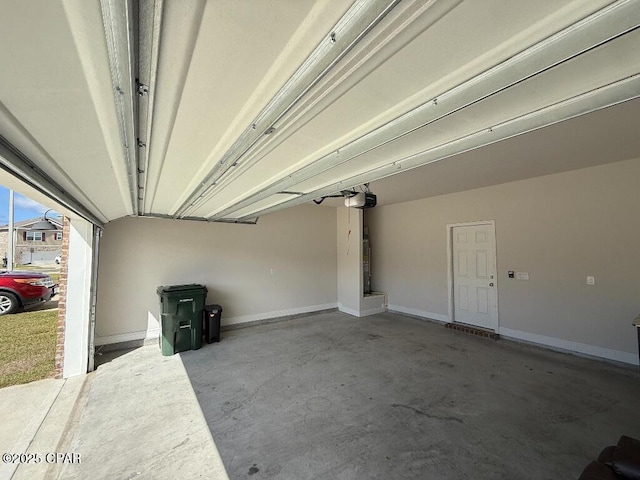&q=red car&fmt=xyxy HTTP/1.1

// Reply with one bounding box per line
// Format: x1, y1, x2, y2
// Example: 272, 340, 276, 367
0, 271, 57, 315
